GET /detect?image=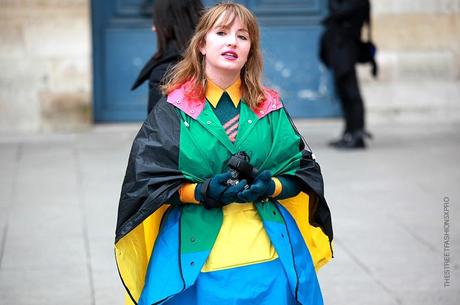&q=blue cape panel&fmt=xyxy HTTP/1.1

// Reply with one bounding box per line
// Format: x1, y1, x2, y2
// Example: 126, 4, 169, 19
164, 258, 296, 305
277, 203, 324, 305
139, 208, 183, 305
